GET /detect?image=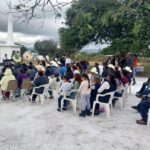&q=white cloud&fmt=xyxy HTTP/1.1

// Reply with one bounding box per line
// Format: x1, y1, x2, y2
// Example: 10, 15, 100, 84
0, 0, 72, 47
